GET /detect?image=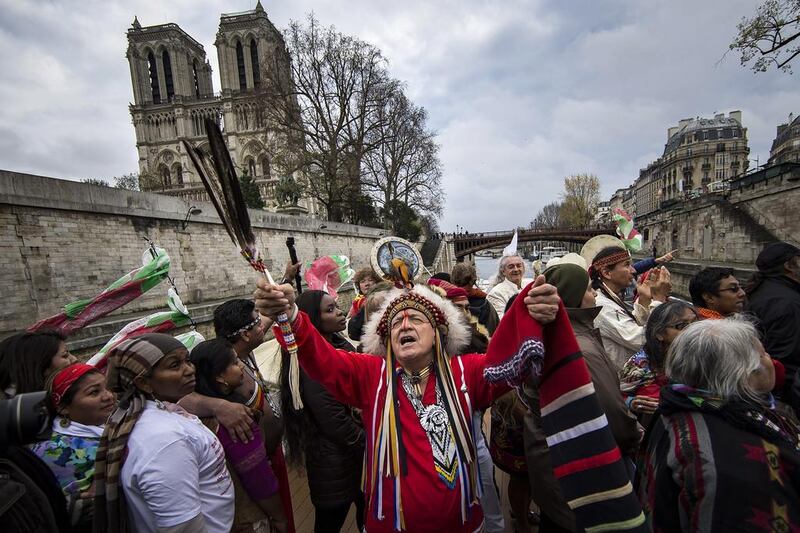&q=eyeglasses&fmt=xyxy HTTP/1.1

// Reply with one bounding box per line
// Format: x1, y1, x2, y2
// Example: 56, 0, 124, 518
667, 320, 696, 331
717, 285, 743, 294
